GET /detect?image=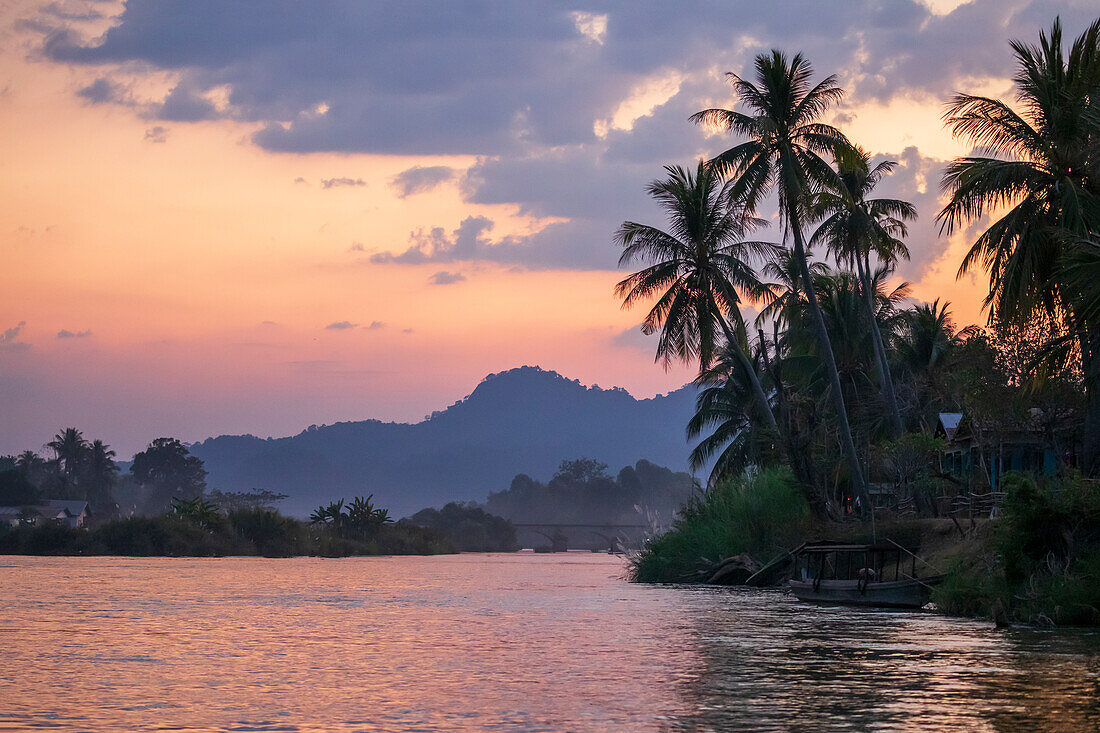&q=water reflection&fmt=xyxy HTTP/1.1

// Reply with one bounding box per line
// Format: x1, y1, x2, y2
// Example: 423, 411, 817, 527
672, 587, 1100, 731
0, 555, 1096, 732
